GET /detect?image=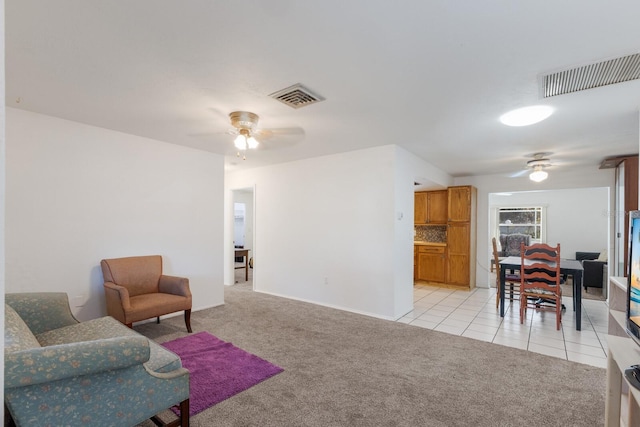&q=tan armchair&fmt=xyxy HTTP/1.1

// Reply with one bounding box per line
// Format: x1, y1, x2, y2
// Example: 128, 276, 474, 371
100, 255, 193, 332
